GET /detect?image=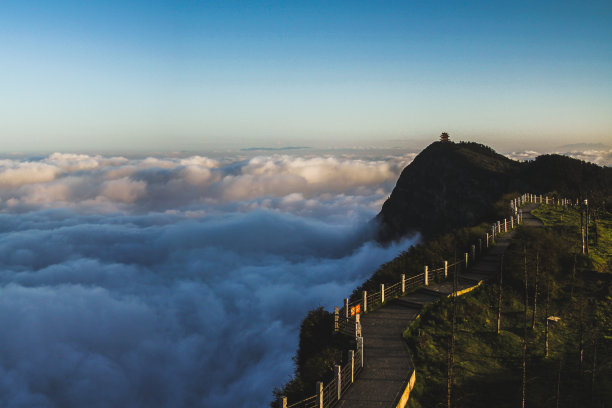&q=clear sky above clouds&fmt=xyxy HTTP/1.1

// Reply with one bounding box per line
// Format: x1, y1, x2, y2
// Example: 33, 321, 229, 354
1, 0, 611, 152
